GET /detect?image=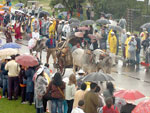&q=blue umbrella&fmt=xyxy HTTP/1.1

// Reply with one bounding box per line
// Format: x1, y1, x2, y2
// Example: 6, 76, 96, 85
0, 43, 21, 50
15, 3, 24, 7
